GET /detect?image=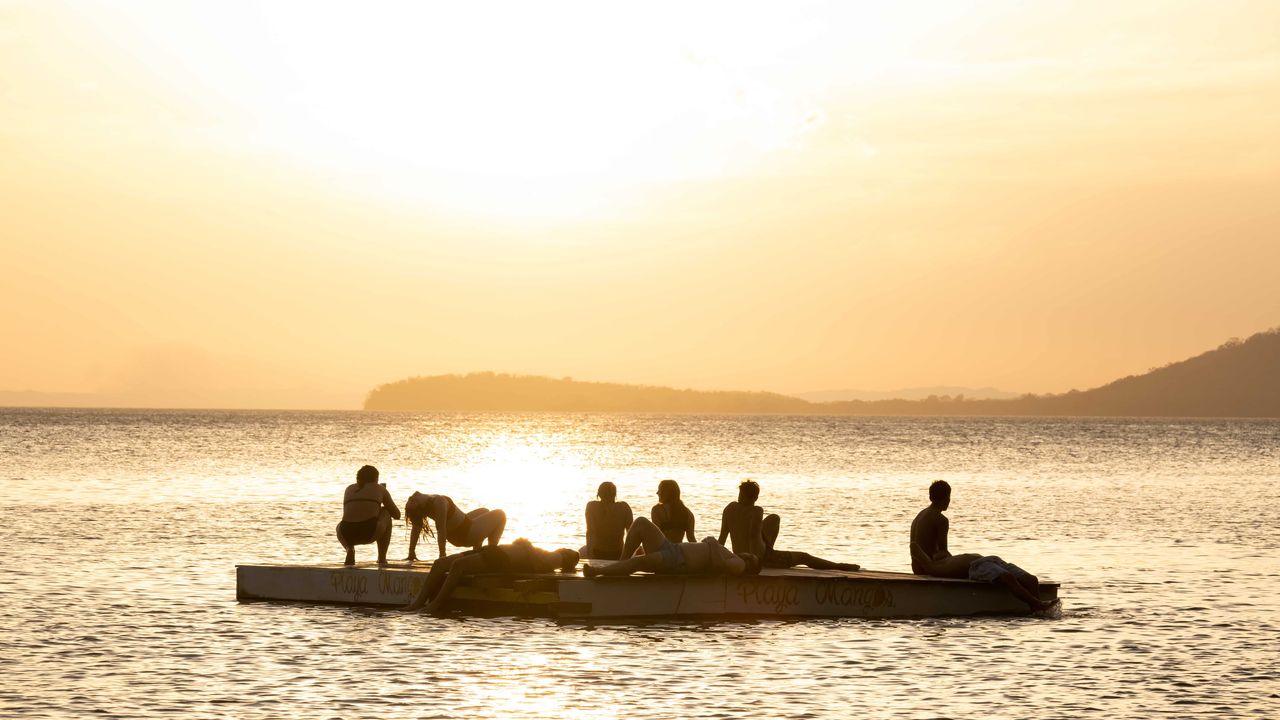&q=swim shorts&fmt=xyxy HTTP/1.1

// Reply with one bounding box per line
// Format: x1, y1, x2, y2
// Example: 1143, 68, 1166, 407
339, 517, 378, 545
968, 556, 1032, 584
655, 540, 688, 574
